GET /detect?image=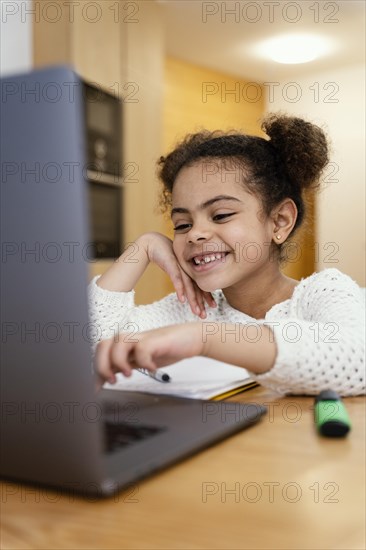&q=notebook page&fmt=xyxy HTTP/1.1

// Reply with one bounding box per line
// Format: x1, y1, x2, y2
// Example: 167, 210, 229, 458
103, 356, 253, 399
